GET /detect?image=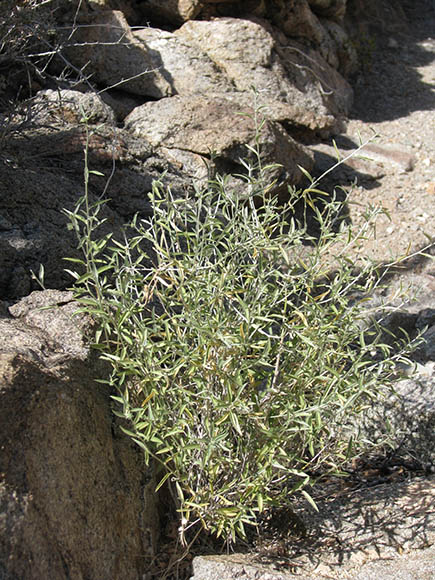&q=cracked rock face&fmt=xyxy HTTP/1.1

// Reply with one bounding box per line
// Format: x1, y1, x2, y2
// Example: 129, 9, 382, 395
0, 111, 187, 300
